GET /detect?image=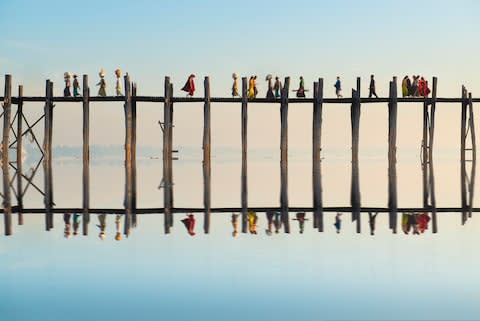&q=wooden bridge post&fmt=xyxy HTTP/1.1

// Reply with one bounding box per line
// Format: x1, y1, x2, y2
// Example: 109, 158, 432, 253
350, 77, 361, 233
312, 79, 324, 232
429, 77, 437, 233
16, 85, 24, 226
241, 77, 248, 233
82, 75, 90, 235
168, 82, 174, 228
3, 75, 12, 235
163, 77, 172, 233
388, 77, 398, 233
44, 80, 54, 231
460, 86, 467, 224
203, 77, 212, 234
132, 82, 137, 227
123, 74, 132, 236
280, 77, 290, 233
422, 97, 429, 208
